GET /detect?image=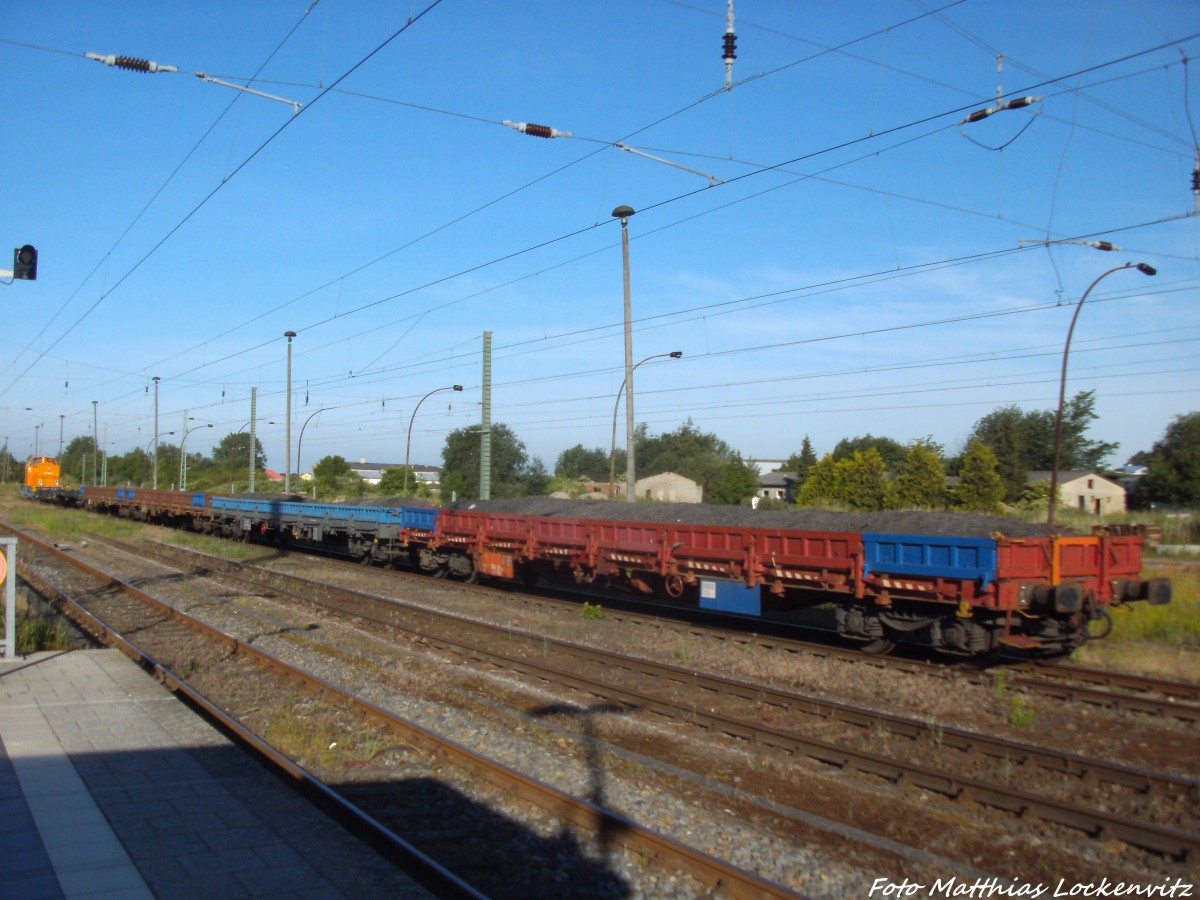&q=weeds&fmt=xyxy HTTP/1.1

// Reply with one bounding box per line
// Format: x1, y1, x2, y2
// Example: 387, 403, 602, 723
16, 616, 73, 653
992, 670, 1035, 727
582, 602, 604, 620
1009, 694, 1036, 727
